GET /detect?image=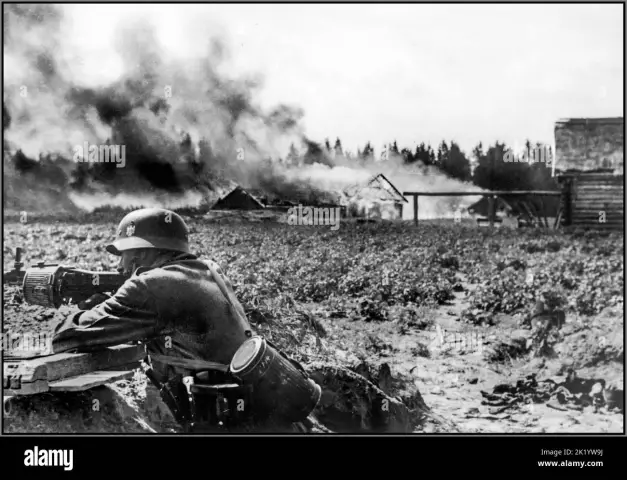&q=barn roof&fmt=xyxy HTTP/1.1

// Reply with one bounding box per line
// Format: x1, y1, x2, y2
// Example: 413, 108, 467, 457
211, 186, 266, 210
345, 173, 408, 203
226, 185, 342, 207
